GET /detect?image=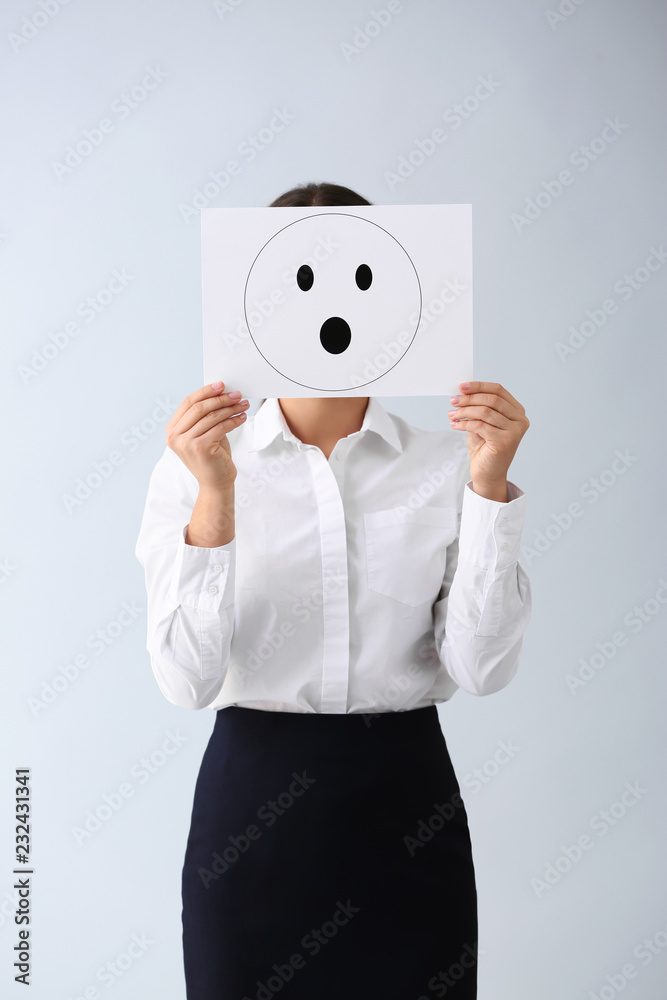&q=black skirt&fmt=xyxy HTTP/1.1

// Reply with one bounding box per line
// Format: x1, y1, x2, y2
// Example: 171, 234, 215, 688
181, 705, 478, 999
